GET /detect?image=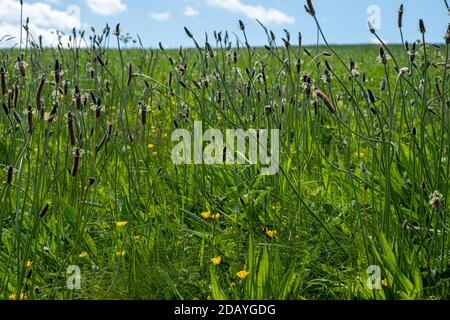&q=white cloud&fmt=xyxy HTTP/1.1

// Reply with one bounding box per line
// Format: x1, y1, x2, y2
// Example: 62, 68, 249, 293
0, 0, 81, 29
84, 0, 126, 16
184, 6, 199, 17
0, 0, 82, 48
149, 11, 170, 22
43, 0, 61, 4
206, 0, 294, 25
